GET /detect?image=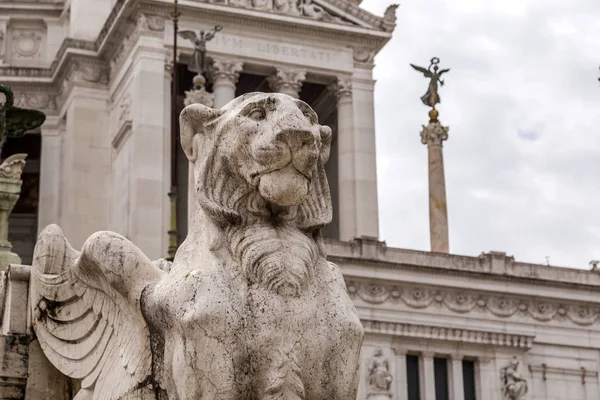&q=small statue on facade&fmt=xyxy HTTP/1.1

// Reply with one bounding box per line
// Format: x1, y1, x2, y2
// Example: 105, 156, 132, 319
367, 348, 393, 396
501, 358, 529, 400
410, 57, 450, 109
178, 26, 223, 74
